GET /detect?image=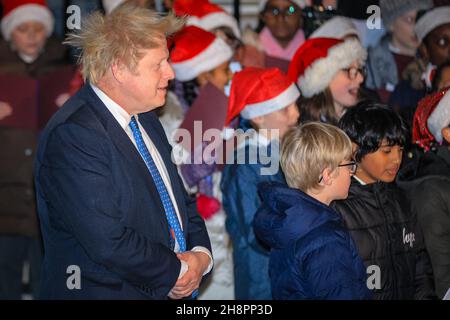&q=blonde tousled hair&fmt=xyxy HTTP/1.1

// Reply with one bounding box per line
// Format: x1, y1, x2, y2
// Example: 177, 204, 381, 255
281, 122, 352, 192
65, 3, 184, 84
